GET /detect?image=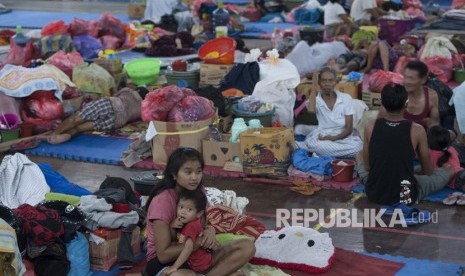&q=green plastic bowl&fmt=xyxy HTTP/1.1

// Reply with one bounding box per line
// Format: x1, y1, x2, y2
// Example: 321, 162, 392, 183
124, 58, 161, 86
